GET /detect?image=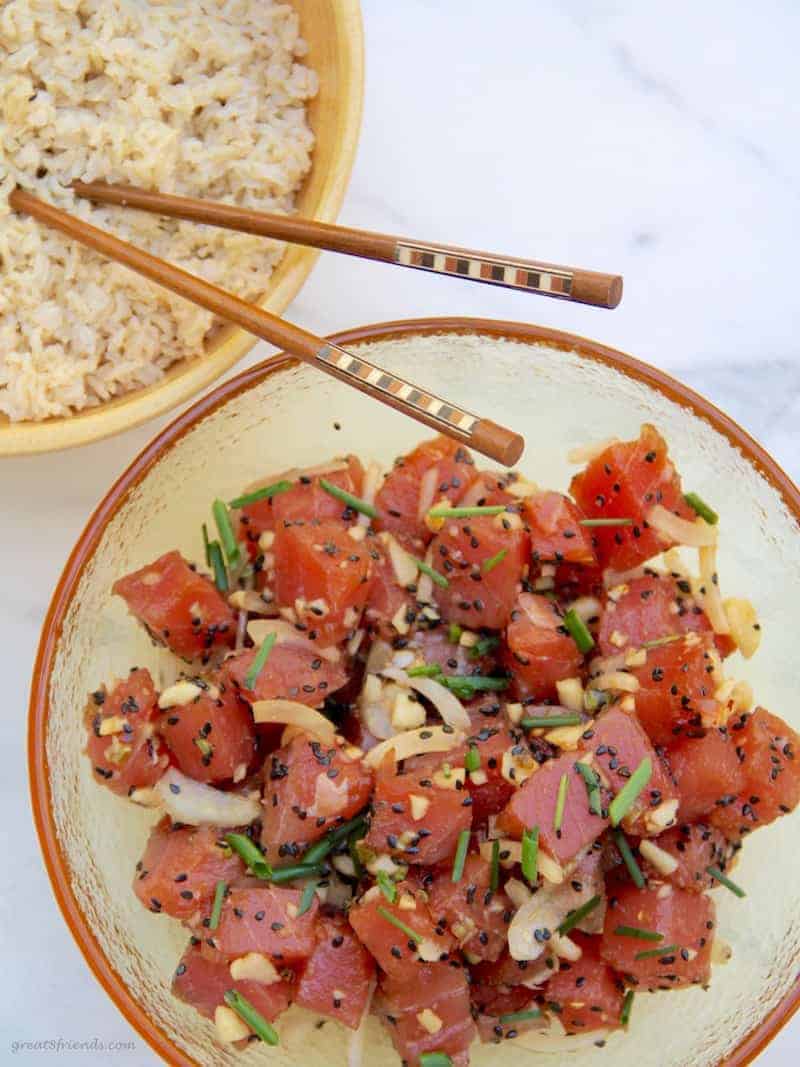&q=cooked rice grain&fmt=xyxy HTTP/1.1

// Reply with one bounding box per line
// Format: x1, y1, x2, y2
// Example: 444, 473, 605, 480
0, 0, 317, 421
